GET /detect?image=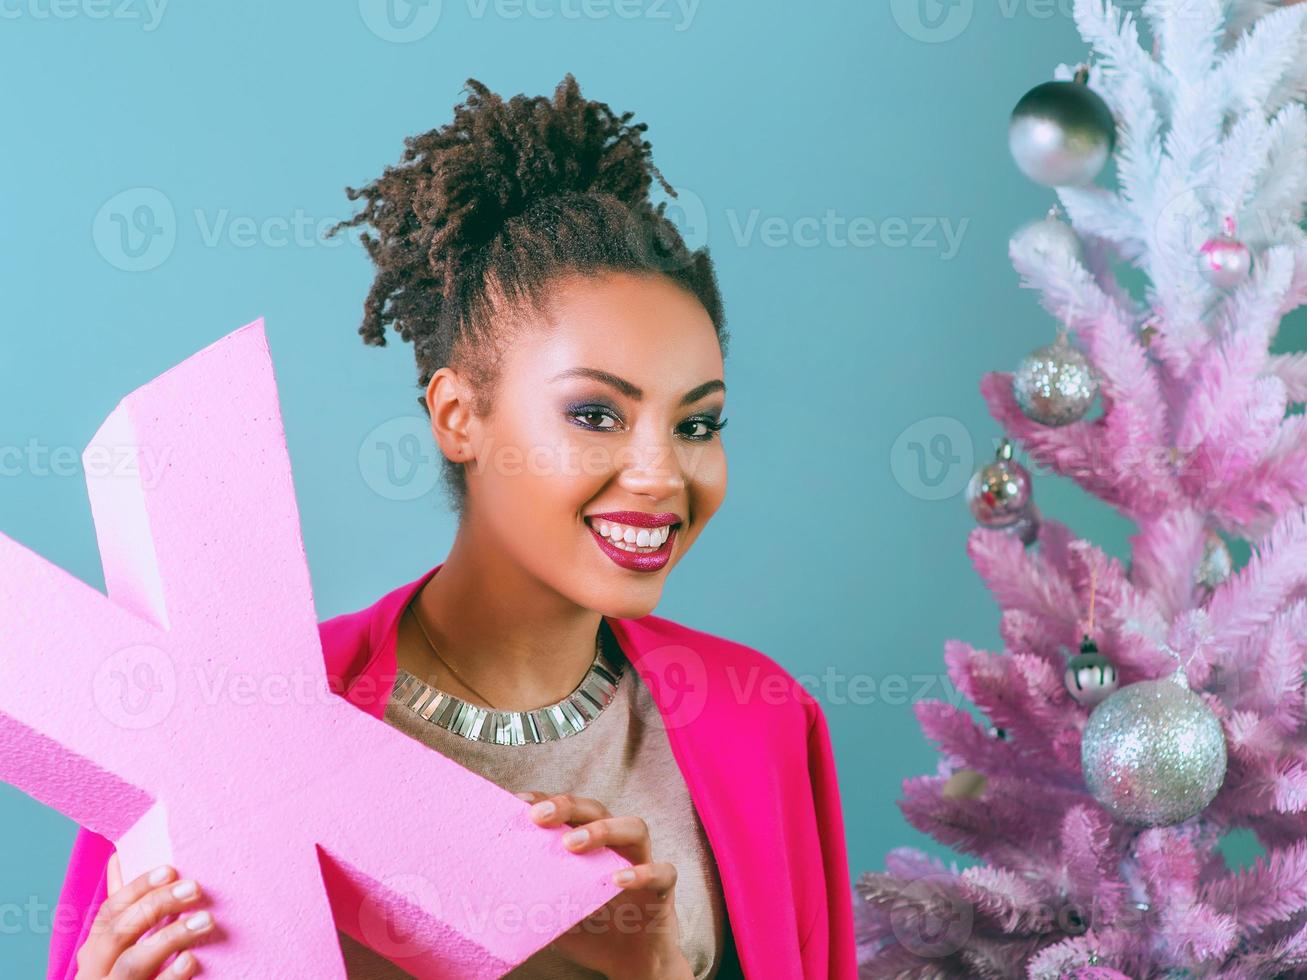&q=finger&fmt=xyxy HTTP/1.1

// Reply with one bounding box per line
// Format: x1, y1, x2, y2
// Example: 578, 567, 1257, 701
94, 863, 176, 928
513, 790, 543, 802
115, 906, 215, 978
107, 851, 122, 897
161, 950, 200, 977
92, 877, 205, 961
559, 815, 653, 865
526, 793, 611, 828
610, 861, 679, 900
